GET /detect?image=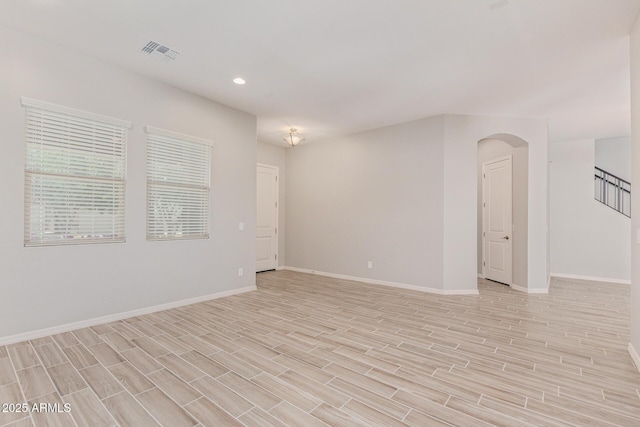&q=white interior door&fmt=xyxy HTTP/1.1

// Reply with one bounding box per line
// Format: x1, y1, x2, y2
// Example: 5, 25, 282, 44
256, 164, 278, 272
483, 156, 513, 285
